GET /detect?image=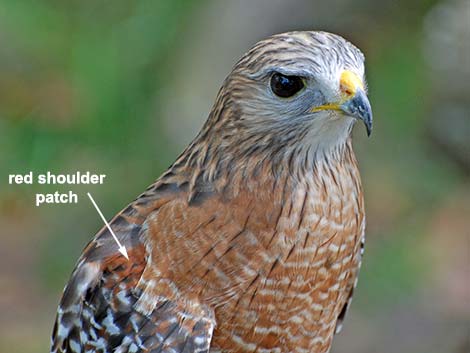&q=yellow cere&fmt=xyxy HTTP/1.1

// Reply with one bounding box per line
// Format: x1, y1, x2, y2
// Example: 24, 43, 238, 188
339, 70, 364, 97
311, 70, 364, 113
